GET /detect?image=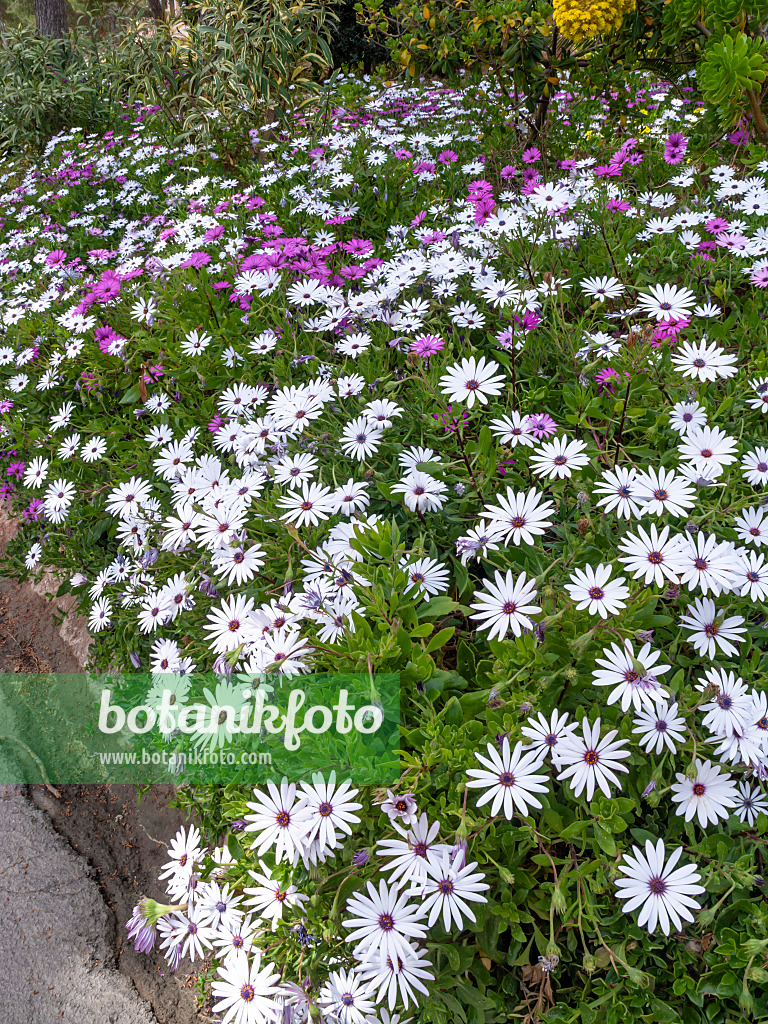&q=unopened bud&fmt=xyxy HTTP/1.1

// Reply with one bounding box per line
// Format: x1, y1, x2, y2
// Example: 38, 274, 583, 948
583, 953, 598, 973
552, 886, 567, 914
